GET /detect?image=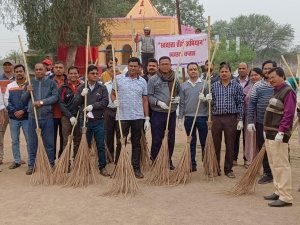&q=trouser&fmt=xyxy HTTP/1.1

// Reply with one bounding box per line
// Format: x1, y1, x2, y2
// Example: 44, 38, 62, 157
150, 111, 176, 162
115, 119, 143, 170
256, 122, 272, 177
61, 115, 81, 158
9, 119, 29, 164
28, 117, 55, 168
233, 129, 245, 161
104, 108, 121, 162
184, 116, 208, 167
53, 118, 63, 160
0, 111, 9, 161
86, 120, 106, 169
265, 139, 293, 203
211, 114, 237, 174
141, 52, 154, 75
